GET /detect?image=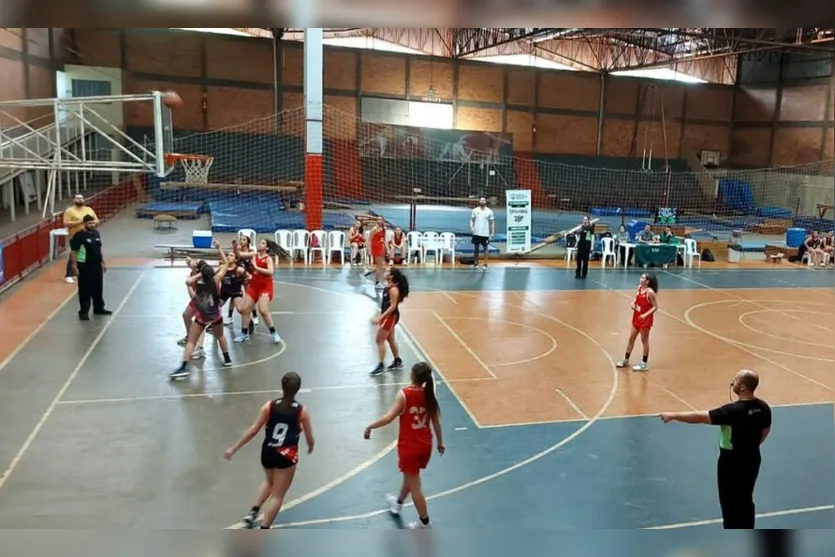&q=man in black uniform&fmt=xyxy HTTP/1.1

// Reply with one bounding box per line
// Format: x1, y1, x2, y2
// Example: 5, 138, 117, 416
575, 216, 595, 279
70, 215, 112, 320
661, 369, 771, 529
